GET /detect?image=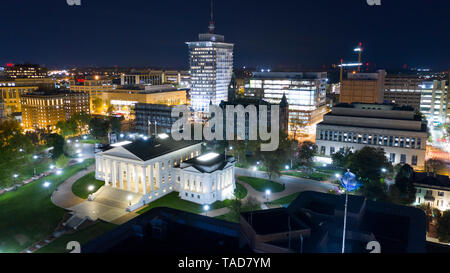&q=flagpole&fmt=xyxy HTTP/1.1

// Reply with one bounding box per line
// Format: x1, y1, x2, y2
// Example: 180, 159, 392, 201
342, 190, 348, 253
